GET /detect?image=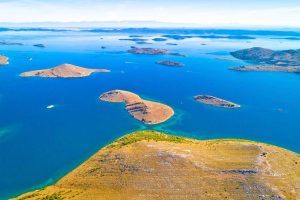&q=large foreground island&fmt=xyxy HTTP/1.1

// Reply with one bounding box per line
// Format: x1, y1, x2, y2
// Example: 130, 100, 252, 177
100, 90, 174, 124
14, 131, 300, 200
20, 64, 110, 78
